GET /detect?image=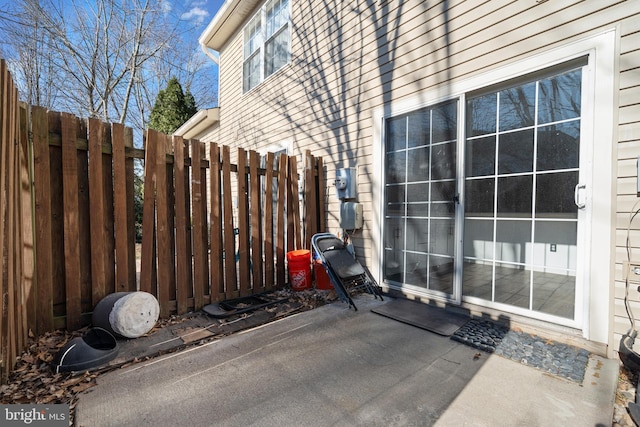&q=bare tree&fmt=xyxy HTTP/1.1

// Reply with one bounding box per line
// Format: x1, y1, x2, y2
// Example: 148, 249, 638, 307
0, 0, 217, 133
